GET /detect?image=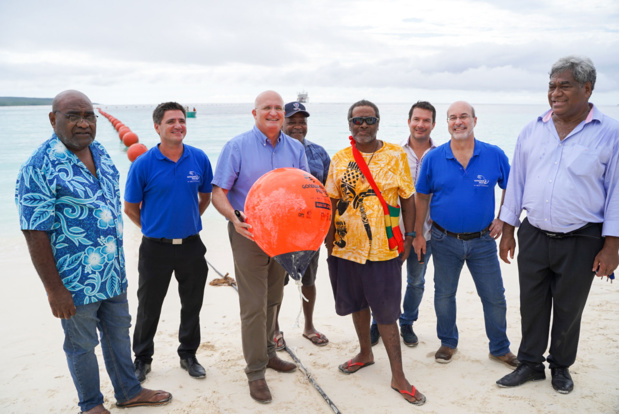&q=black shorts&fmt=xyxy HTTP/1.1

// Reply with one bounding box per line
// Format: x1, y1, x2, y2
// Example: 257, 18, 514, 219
327, 255, 402, 324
